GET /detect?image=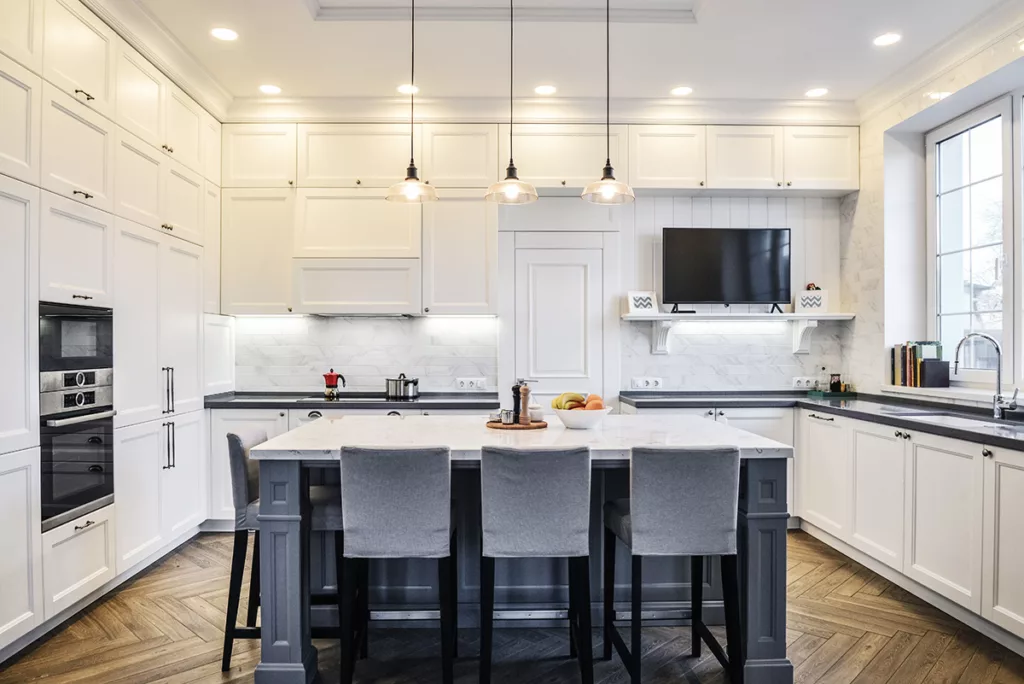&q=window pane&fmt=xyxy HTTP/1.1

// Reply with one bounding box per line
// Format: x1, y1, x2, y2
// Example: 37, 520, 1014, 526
969, 117, 1002, 182
938, 187, 968, 253
938, 130, 969, 193
970, 177, 1002, 247
940, 314, 971, 362
939, 313, 1001, 371
971, 312, 1002, 370
938, 252, 971, 314
970, 245, 1003, 312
